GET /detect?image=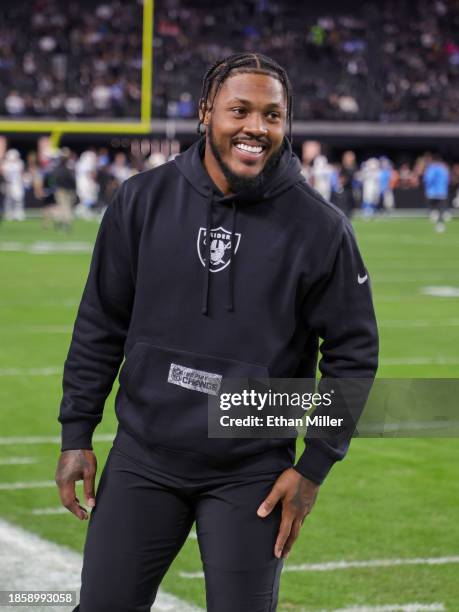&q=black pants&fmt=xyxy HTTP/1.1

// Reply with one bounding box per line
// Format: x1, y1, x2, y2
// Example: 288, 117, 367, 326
73, 440, 289, 611
428, 197, 448, 222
